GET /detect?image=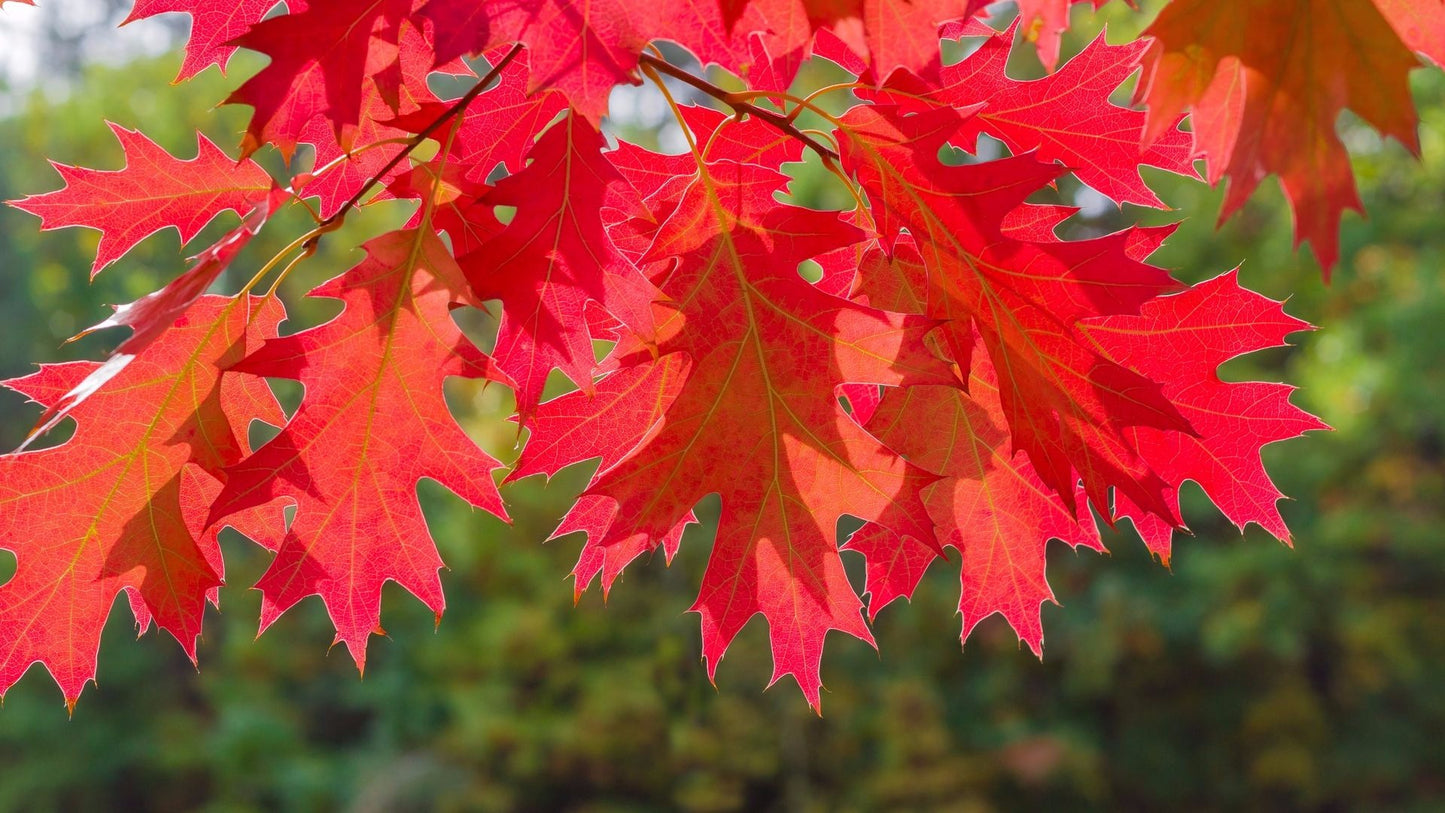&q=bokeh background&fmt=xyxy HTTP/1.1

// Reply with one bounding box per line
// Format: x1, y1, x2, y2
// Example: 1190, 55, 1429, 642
2, 2, 1444, 810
